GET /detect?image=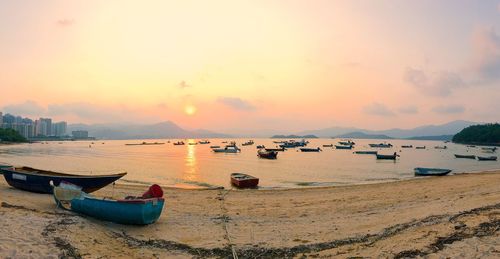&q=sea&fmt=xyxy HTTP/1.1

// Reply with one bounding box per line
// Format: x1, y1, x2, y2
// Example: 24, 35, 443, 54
0, 139, 498, 189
